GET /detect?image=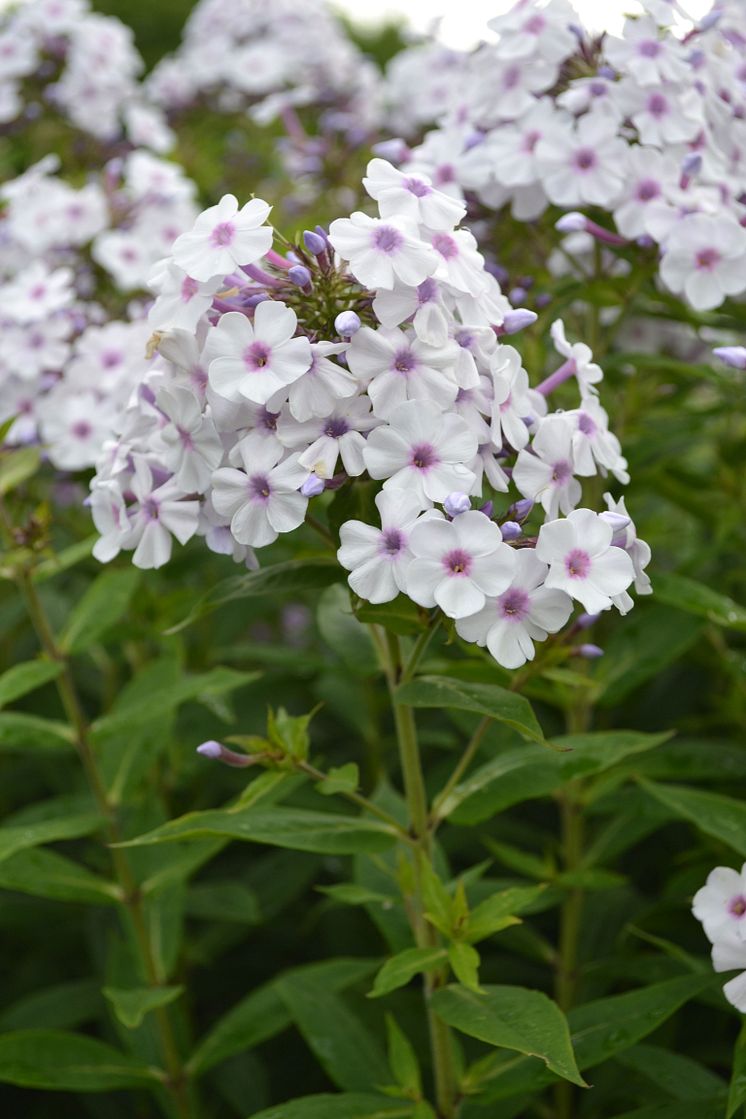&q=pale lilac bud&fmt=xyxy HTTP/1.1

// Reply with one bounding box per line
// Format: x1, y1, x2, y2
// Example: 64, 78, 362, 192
335, 310, 361, 337
699, 8, 723, 31
577, 643, 604, 659
598, 65, 616, 79
600, 510, 631, 534
681, 152, 702, 176
509, 498, 534, 522
372, 138, 409, 163
714, 346, 746, 369
500, 521, 522, 541
577, 612, 600, 629
556, 211, 587, 233
246, 293, 270, 308
314, 225, 330, 244
303, 230, 326, 255
444, 492, 471, 517
301, 474, 325, 497
502, 308, 538, 334
288, 265, 312, 288
509, 286, 527, 304
637, 235, 655, 249
197, 740, 222, 758
478, 500, 494, 518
